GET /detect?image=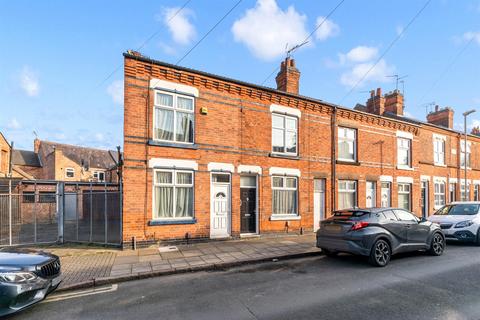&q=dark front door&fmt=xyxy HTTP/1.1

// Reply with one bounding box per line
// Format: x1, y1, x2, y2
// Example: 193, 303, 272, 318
240, 188, 256, 233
